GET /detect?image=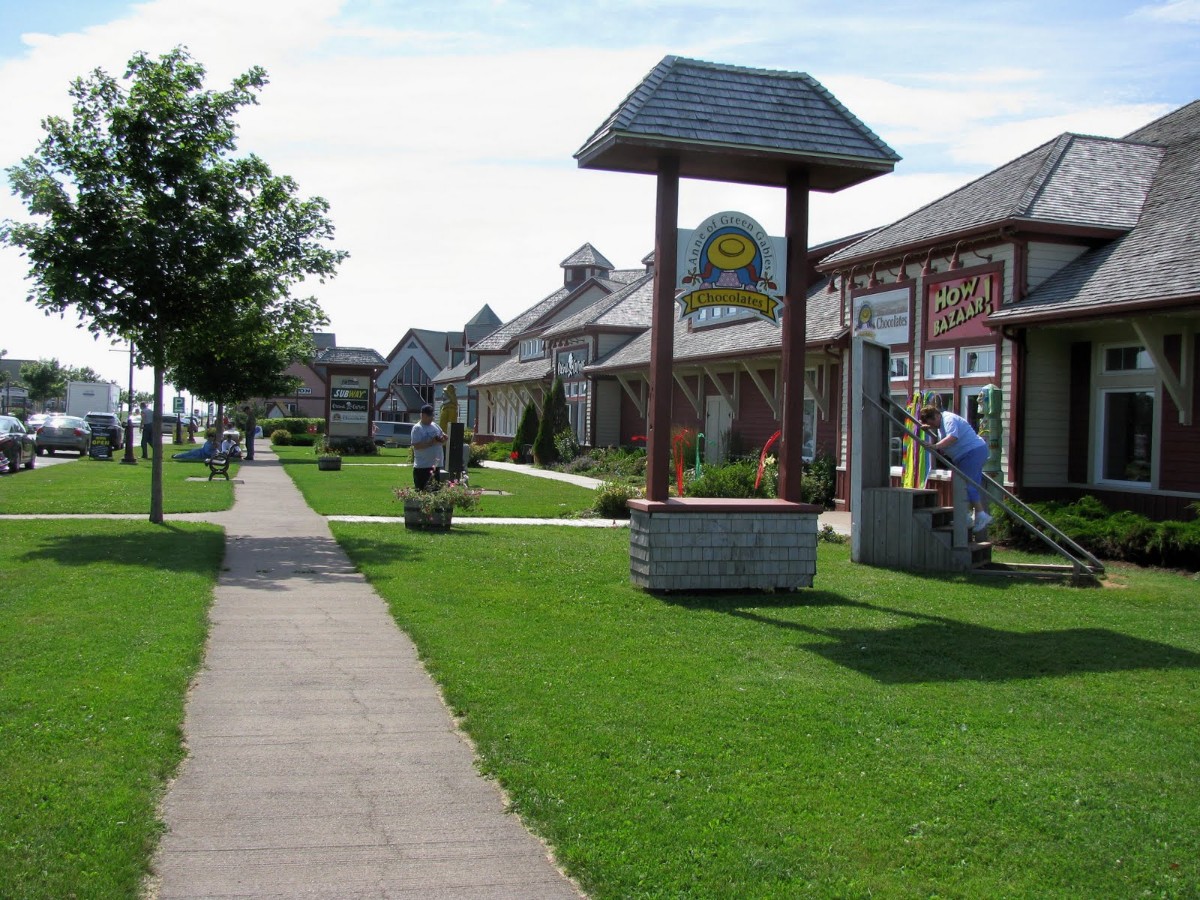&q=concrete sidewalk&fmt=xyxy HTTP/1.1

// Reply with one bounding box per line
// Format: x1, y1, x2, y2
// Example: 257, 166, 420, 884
150, 449, 582, 898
